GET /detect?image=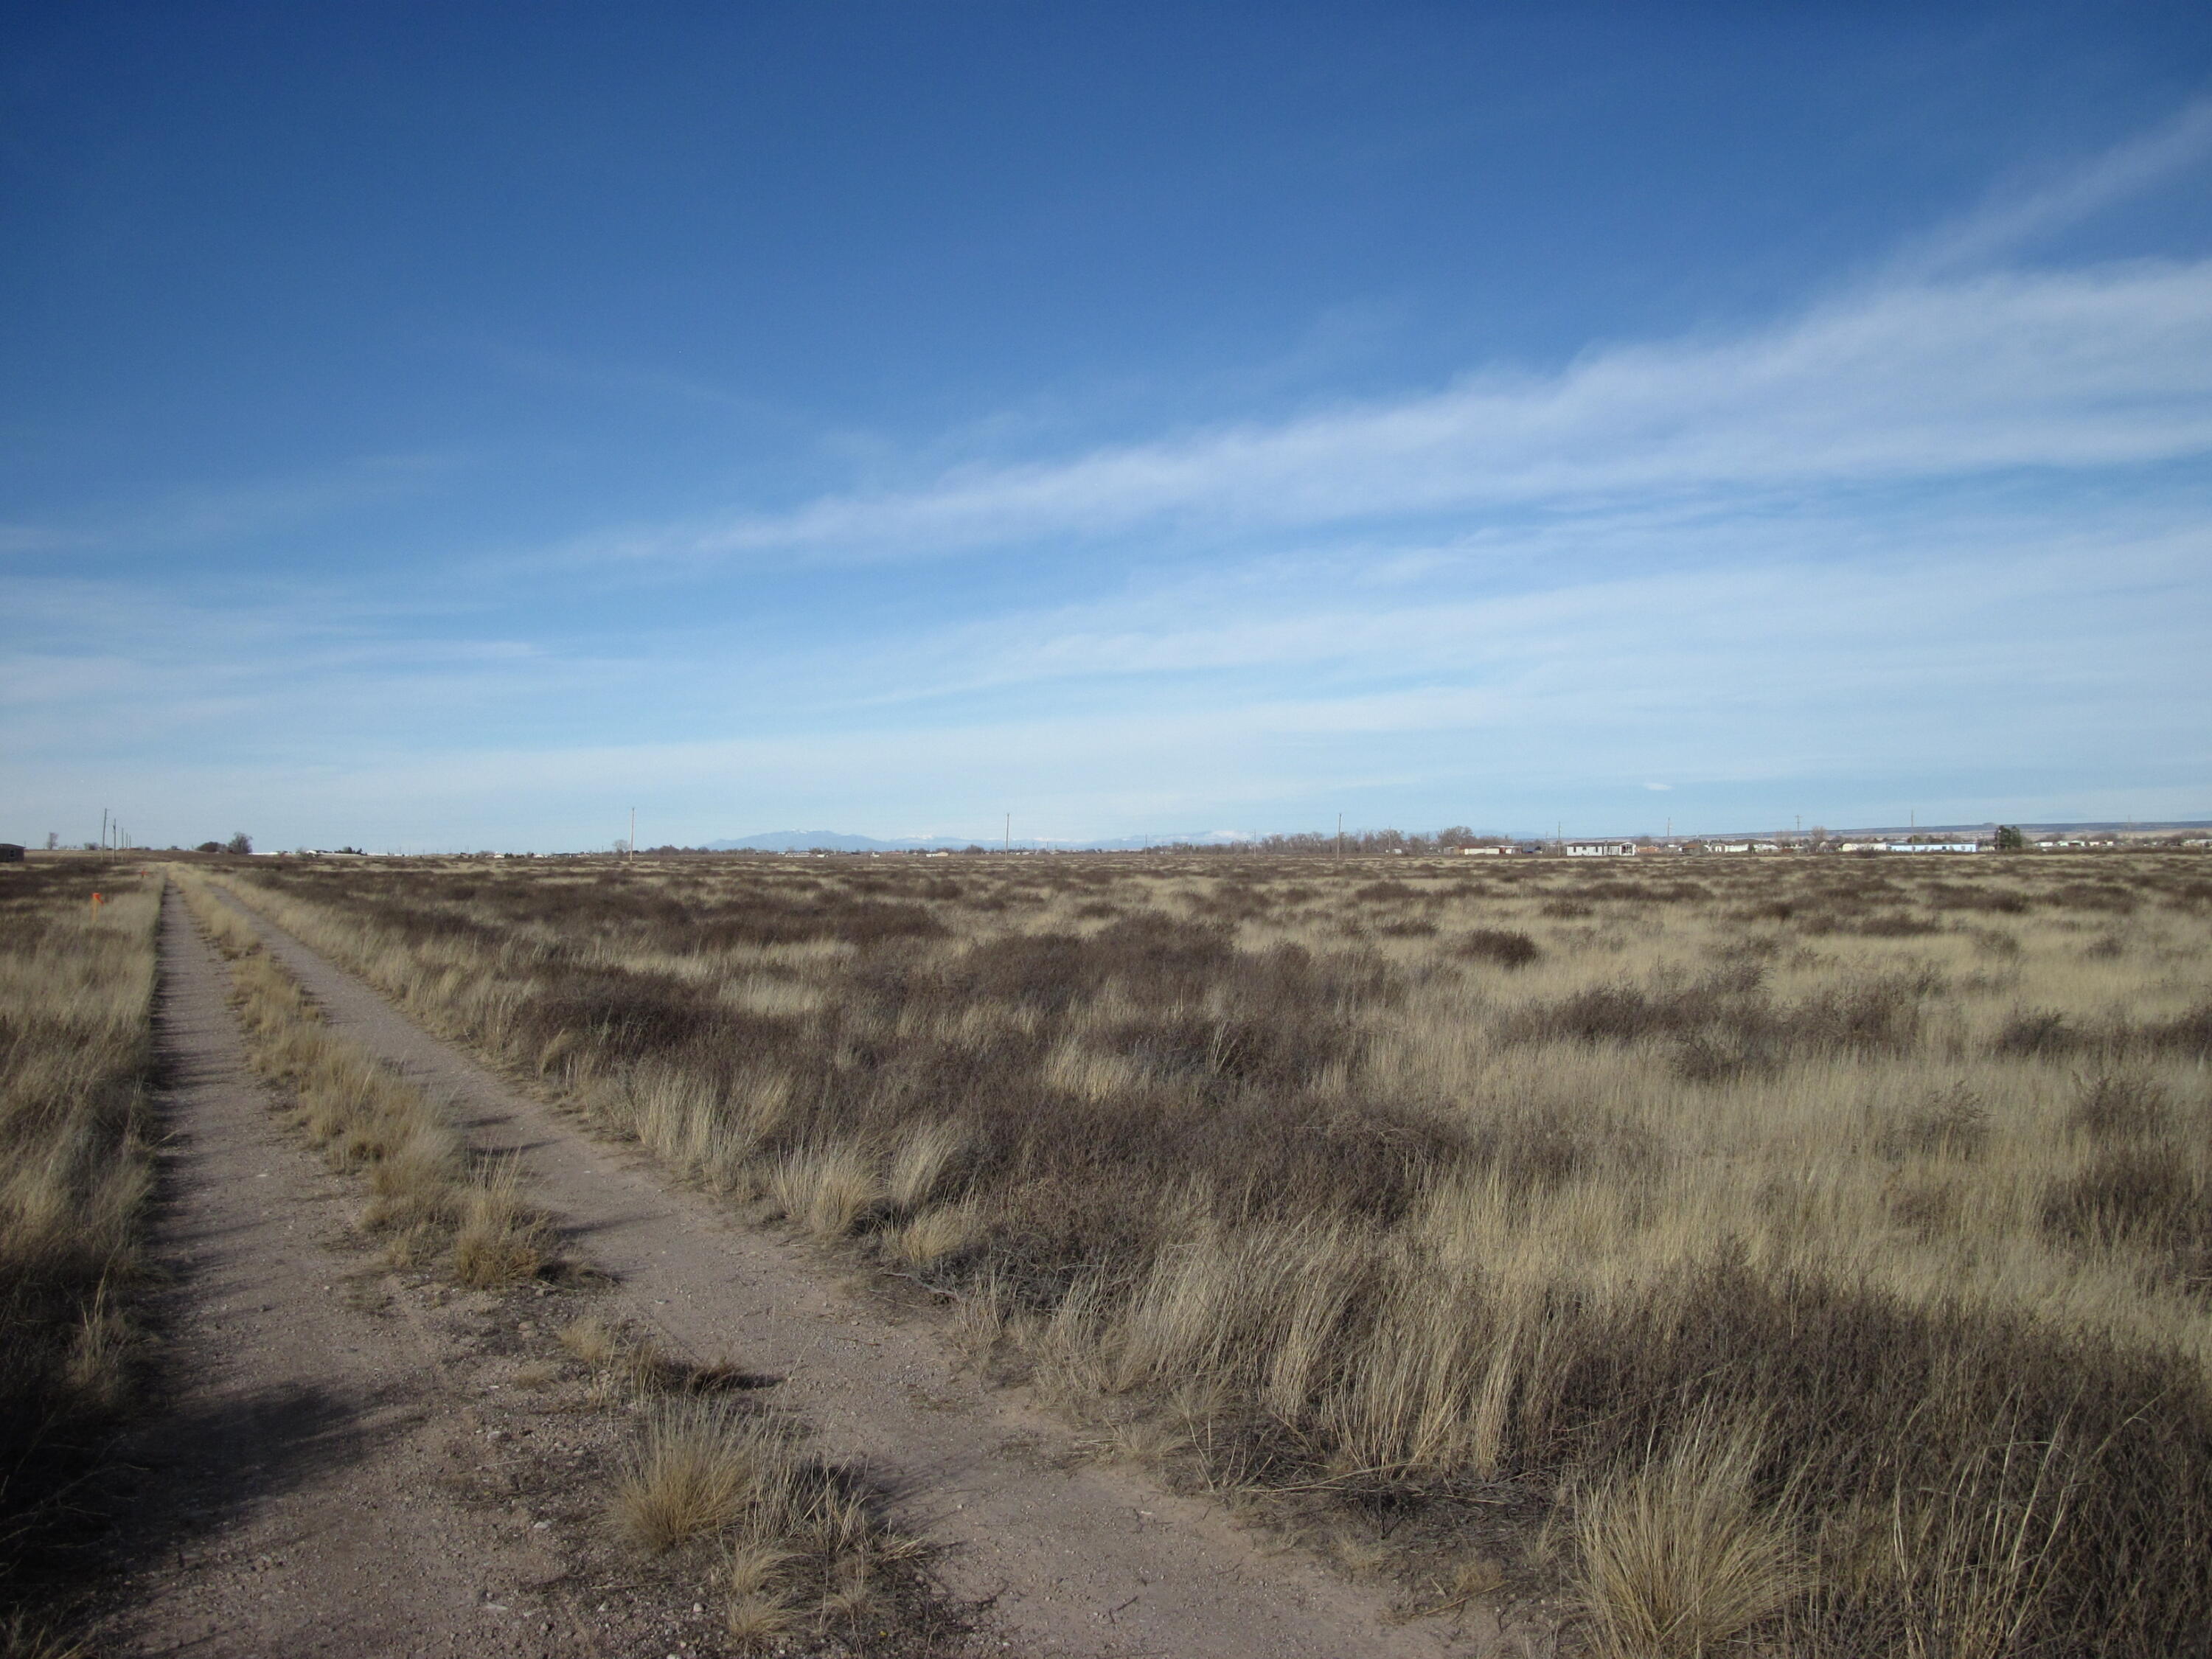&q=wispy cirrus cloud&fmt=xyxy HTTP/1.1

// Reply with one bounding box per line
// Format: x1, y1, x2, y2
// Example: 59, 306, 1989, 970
1890, 98, 2212, 279
0, 453, 465, 561
582, 259, 2212, 568
0, 524, 92, 557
